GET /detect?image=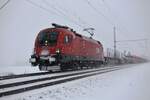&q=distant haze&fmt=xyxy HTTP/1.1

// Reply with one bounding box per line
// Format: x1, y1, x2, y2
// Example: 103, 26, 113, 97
0, 0, 150, 66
